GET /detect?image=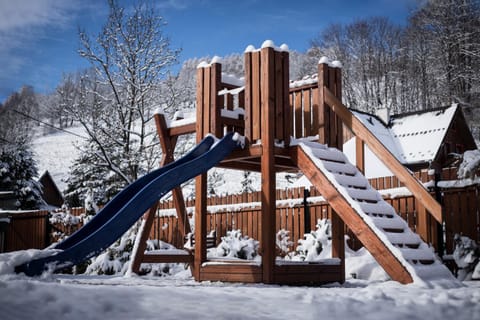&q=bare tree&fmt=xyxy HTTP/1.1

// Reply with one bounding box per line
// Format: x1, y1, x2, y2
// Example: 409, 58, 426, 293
408, 0, 480, 106
68, 0, 179, 192
311, 17, 403, 114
